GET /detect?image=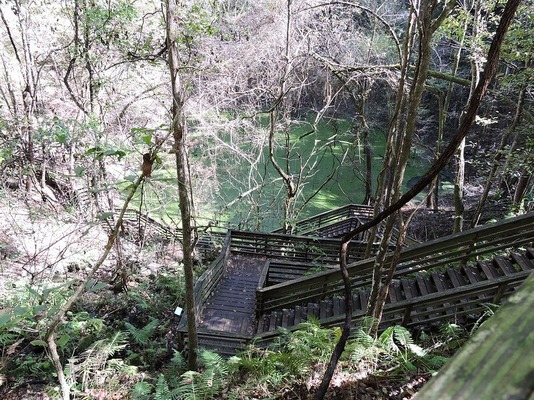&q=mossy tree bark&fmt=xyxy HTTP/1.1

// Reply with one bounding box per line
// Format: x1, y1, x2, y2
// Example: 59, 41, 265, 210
317, 0, 522, 397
